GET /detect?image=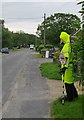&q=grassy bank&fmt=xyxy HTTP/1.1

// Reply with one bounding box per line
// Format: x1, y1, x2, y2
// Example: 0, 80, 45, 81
40, 62, 61, 80
36, 53, 43, 58
50, 94, 83, 118
10, 47, 26, 52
